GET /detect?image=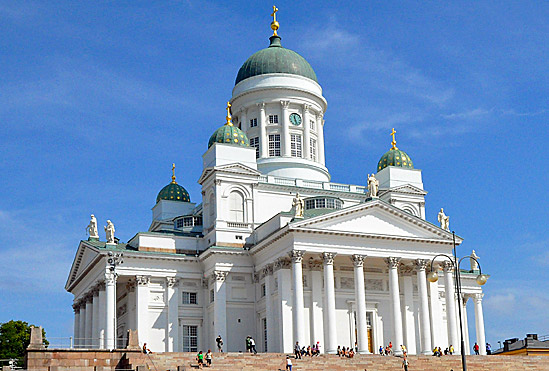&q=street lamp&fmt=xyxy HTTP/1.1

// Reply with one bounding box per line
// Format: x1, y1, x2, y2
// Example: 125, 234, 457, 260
107, 251, 123, 348
427, 231, 487, 371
